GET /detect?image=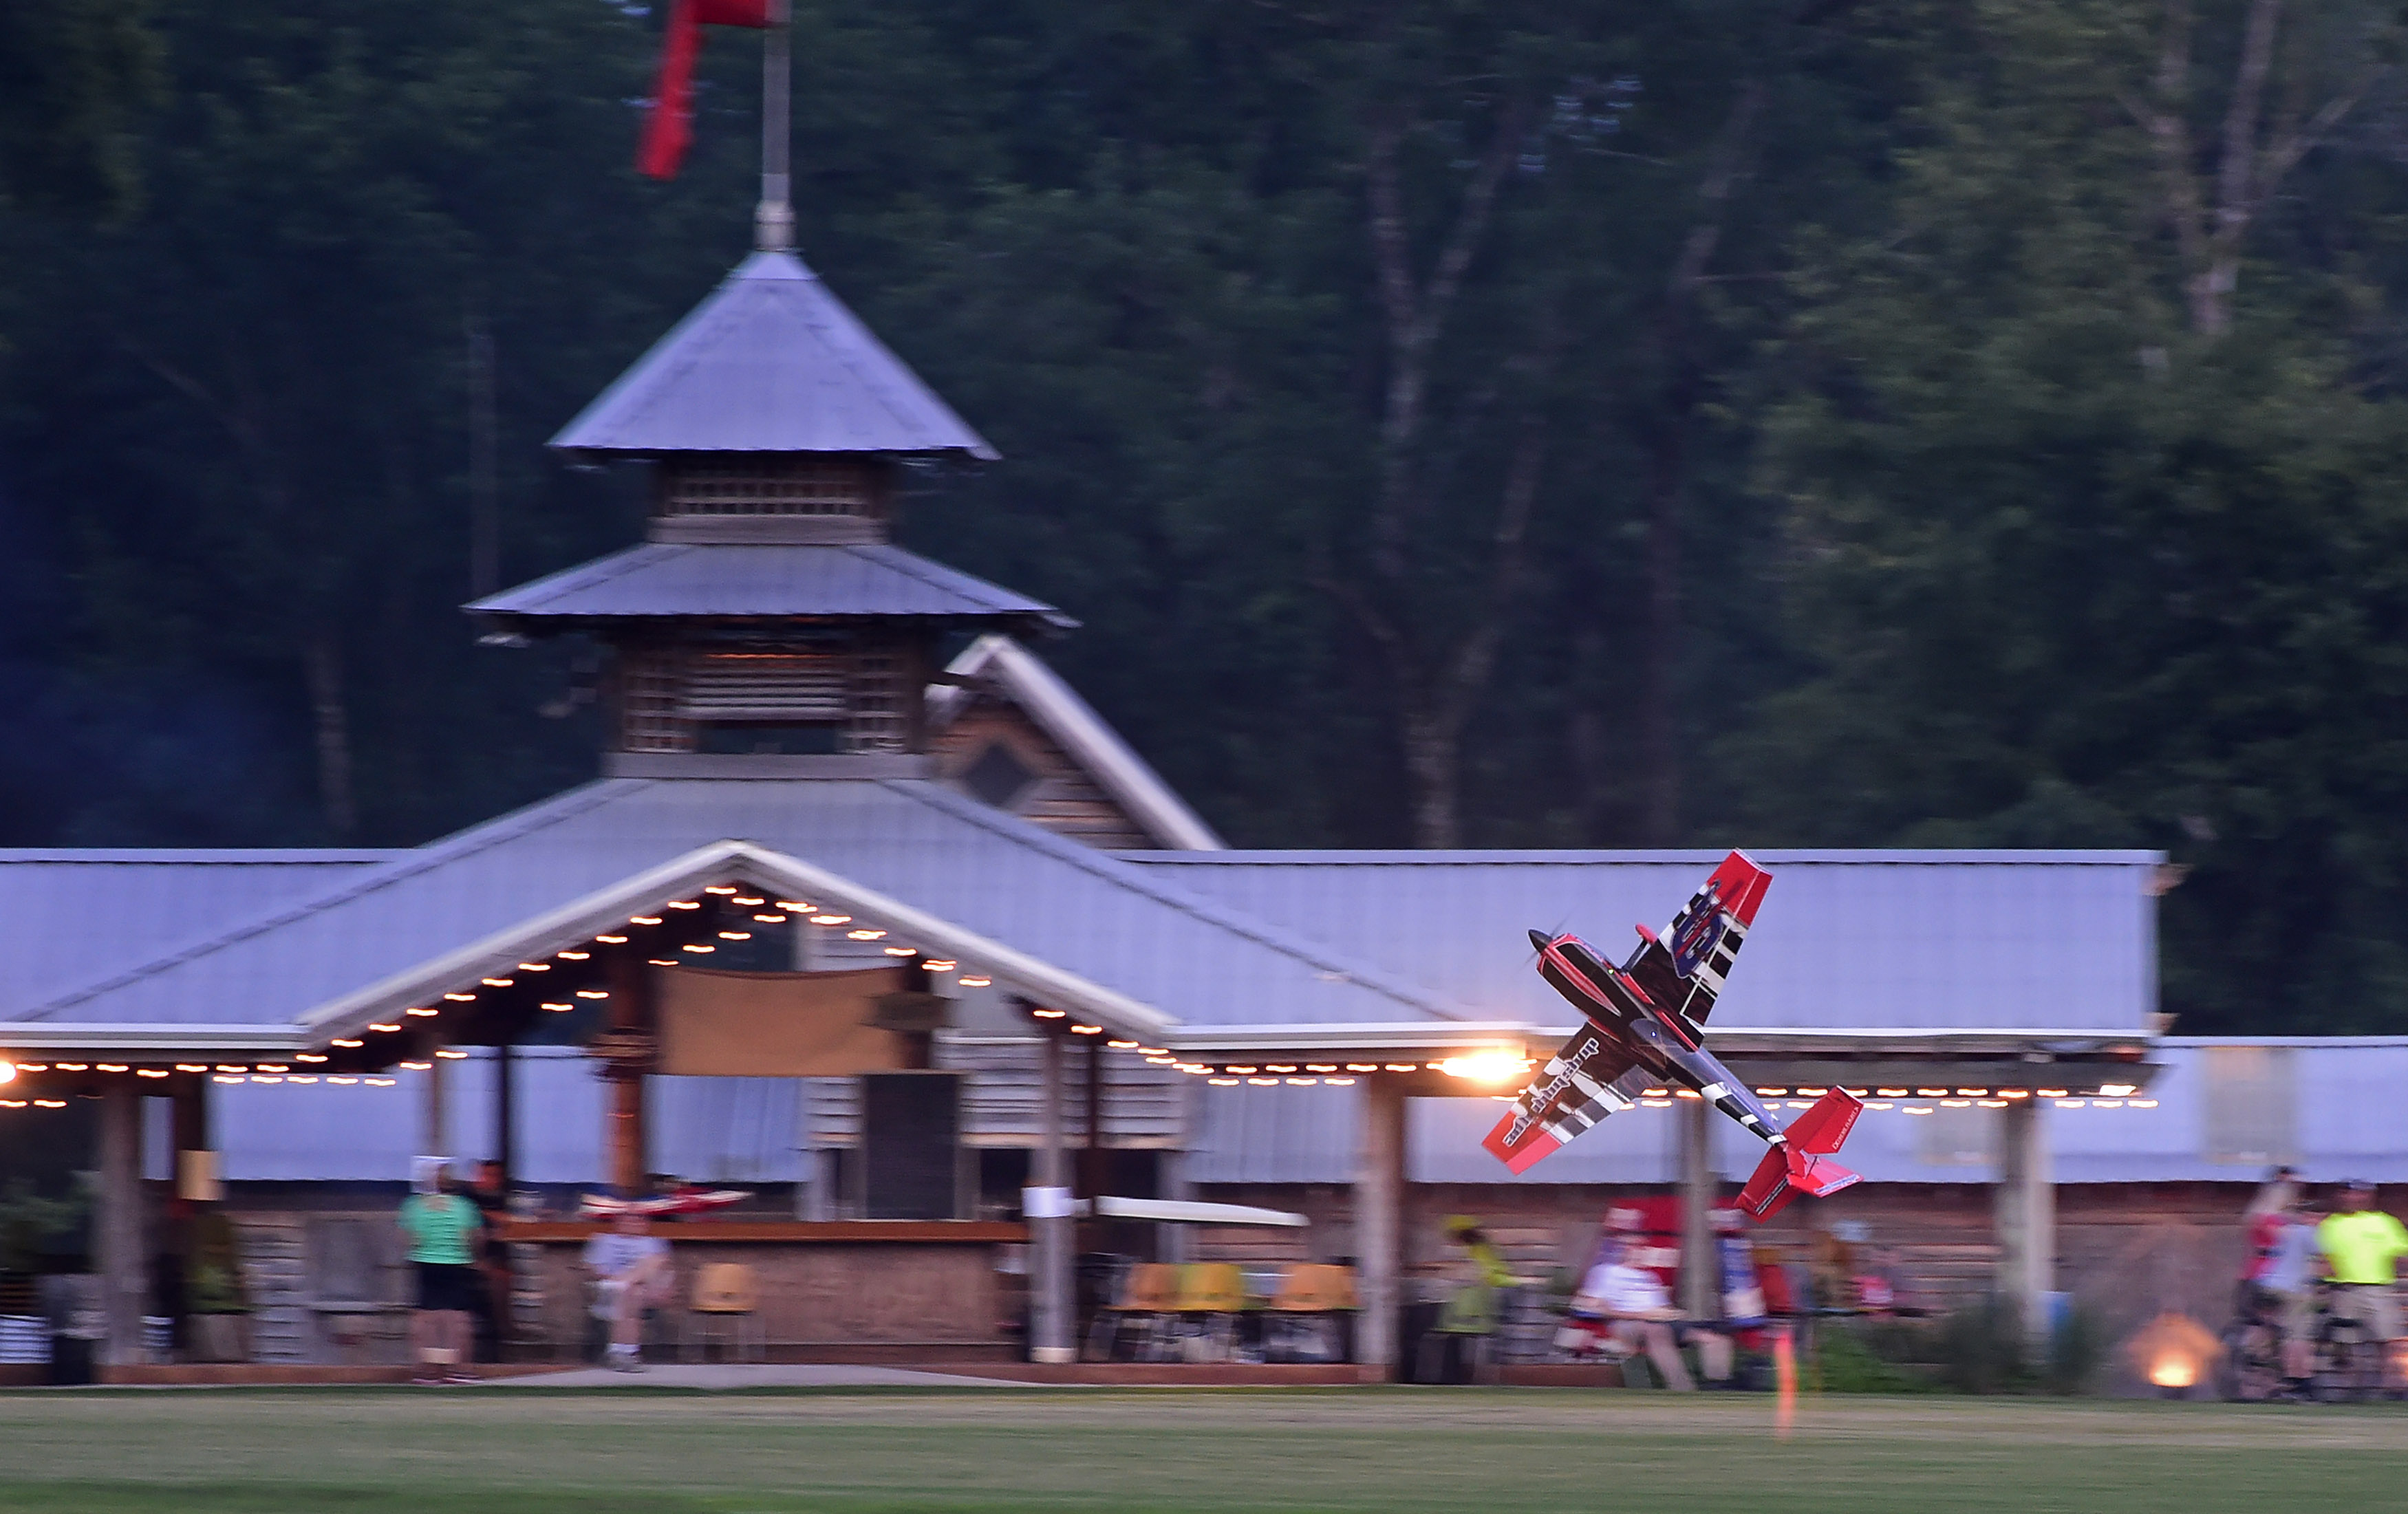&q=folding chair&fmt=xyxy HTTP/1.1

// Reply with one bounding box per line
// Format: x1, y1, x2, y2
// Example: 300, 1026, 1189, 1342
1170, 1263, 1248, 1362
1265, 1264, 1359, 1362
683, 1262, 764, 1363
1086, 1262, 1181, 1361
